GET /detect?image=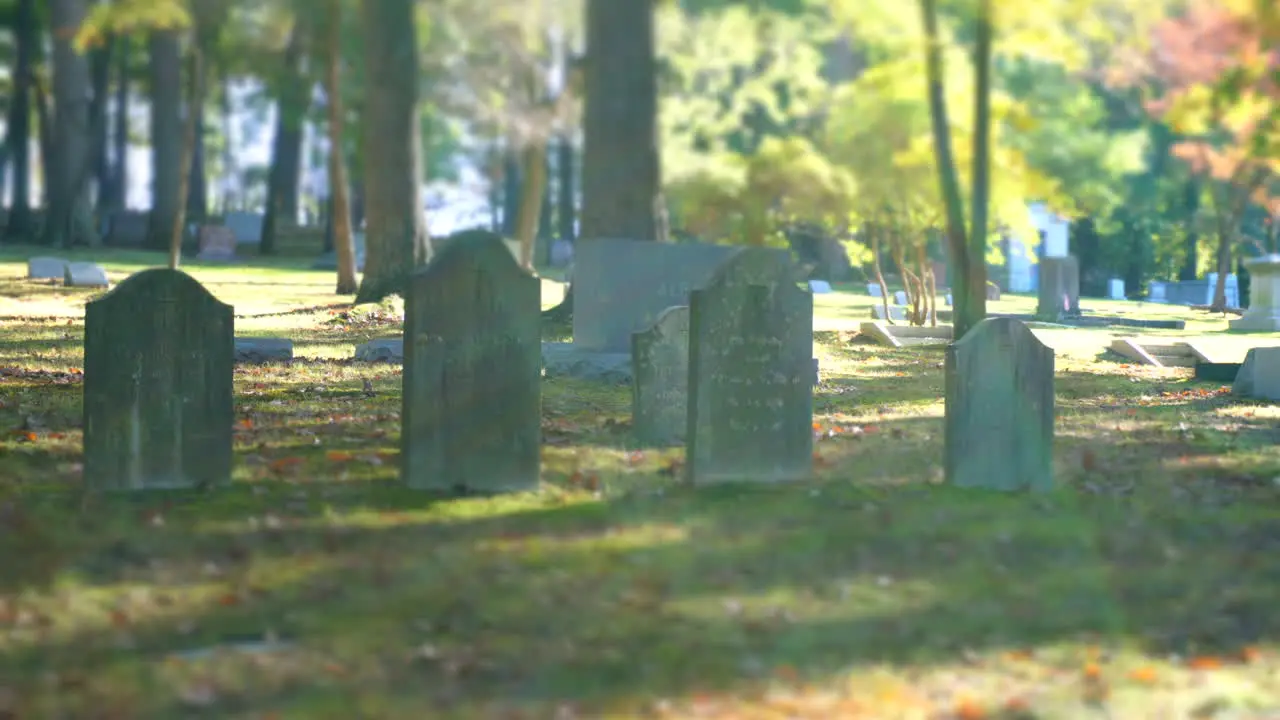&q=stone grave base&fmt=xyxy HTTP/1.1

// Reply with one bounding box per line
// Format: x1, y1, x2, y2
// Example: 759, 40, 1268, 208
859, 321, 953, 348
1229, 315, 1280, 332
234, 337, 293, 363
